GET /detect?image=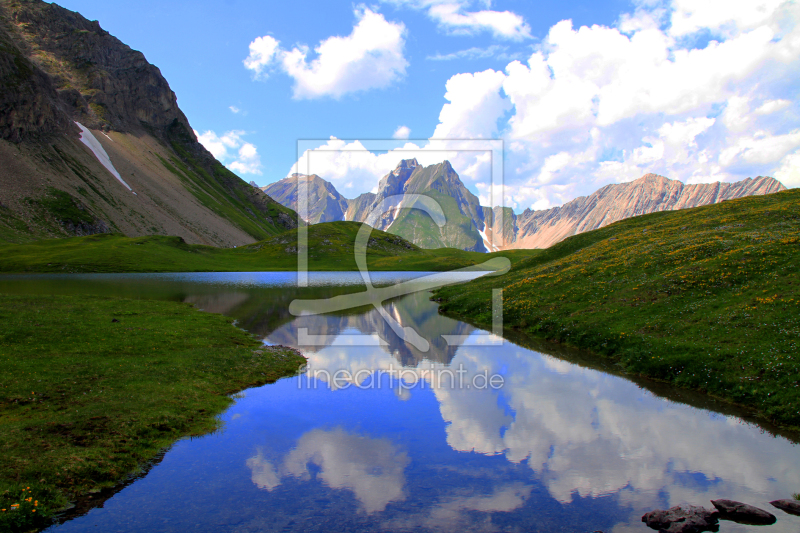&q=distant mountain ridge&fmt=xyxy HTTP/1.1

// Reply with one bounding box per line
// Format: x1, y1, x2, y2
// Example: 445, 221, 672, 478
504, 173, 786, 249
0, 0, 297, 245
263, 161, 786, 251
